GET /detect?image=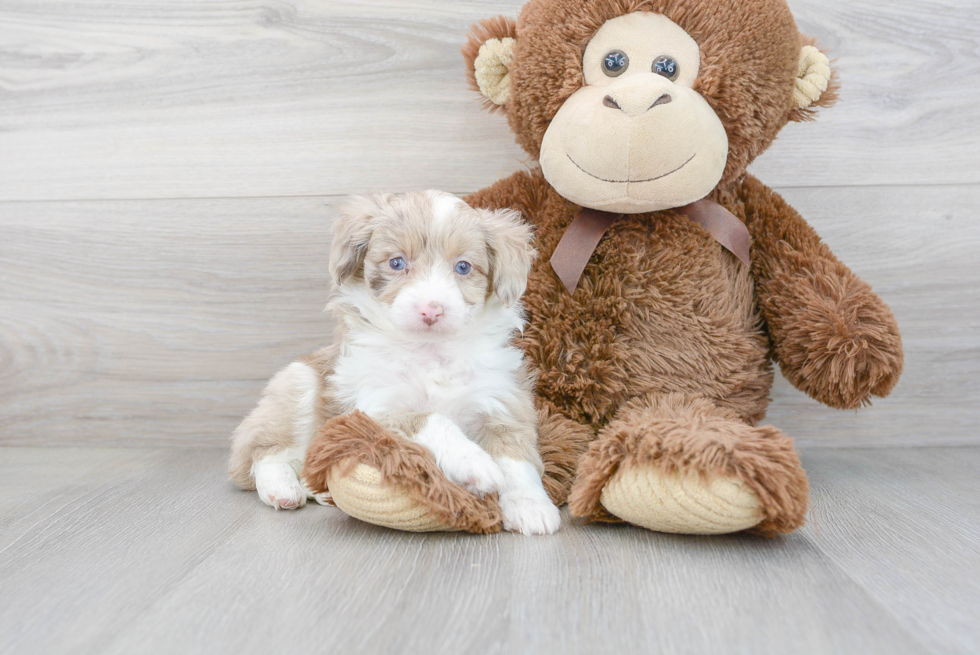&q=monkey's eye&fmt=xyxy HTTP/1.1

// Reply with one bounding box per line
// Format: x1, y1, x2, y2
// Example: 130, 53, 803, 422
602, 50, 629, 77
653, 56, 678, 80
389, 257, 406, 271
454, 261, 472, 275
